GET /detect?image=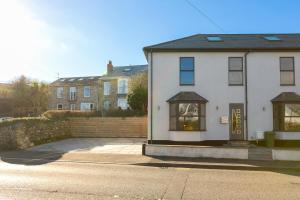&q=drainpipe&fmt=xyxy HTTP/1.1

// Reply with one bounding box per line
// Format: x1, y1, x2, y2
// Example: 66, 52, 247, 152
244, 51, 250, 141
150, 50, 153, 144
